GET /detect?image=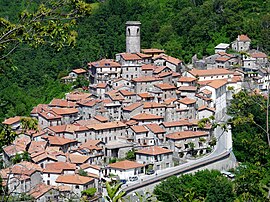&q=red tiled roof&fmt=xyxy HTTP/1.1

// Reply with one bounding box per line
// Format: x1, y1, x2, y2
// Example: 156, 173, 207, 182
131, 113, 163, 121
72, 68, 87, 74
123, 102, 143, 111
154, 83, 176, 90
162, 119, 191, 128
49, 99, 77, 108
3, 116, 21, 125
238, 34, 250, 42
143, 102, 166, 109
166, 131, 208, 140
207, 79, 227, 89
42, 135, 77, 146
188, 68, 234, 77
178, 77, 197, 82
130, 125, 148, 133
93, 115, 108, 122
136, 146, 172, 155
250, 52, 268, 58
108, 160, 145, 170
29, 183, 54, 199
141, 64, 156, 71
120, 53, 142, 60
88, 59, 121, 68
52, 107, 78, 115
178, 97, 196, 105
178, 86, 197, 91
56, 174, 94, 185
90, 121, 126, 131
145, 124, 166, 134
141, 49, 165, 54
132, 76, 162, 82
